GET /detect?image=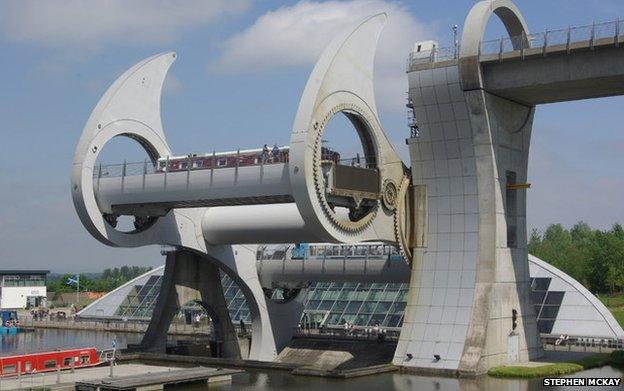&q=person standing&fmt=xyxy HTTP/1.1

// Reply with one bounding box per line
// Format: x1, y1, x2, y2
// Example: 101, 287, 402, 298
272, 144, 280, 162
